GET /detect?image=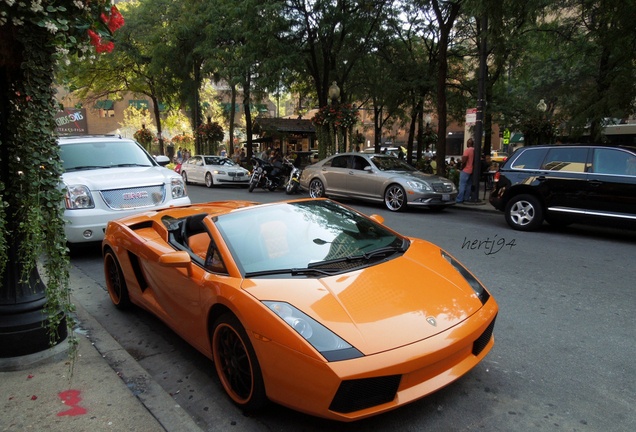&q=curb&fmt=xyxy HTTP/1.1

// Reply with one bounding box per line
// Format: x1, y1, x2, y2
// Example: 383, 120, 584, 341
71, 291, 204, 432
